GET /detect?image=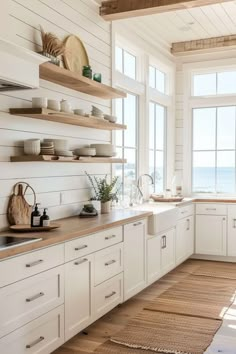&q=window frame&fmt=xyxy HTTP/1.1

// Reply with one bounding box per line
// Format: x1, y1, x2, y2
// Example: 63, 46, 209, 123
183, 60, 236, 196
